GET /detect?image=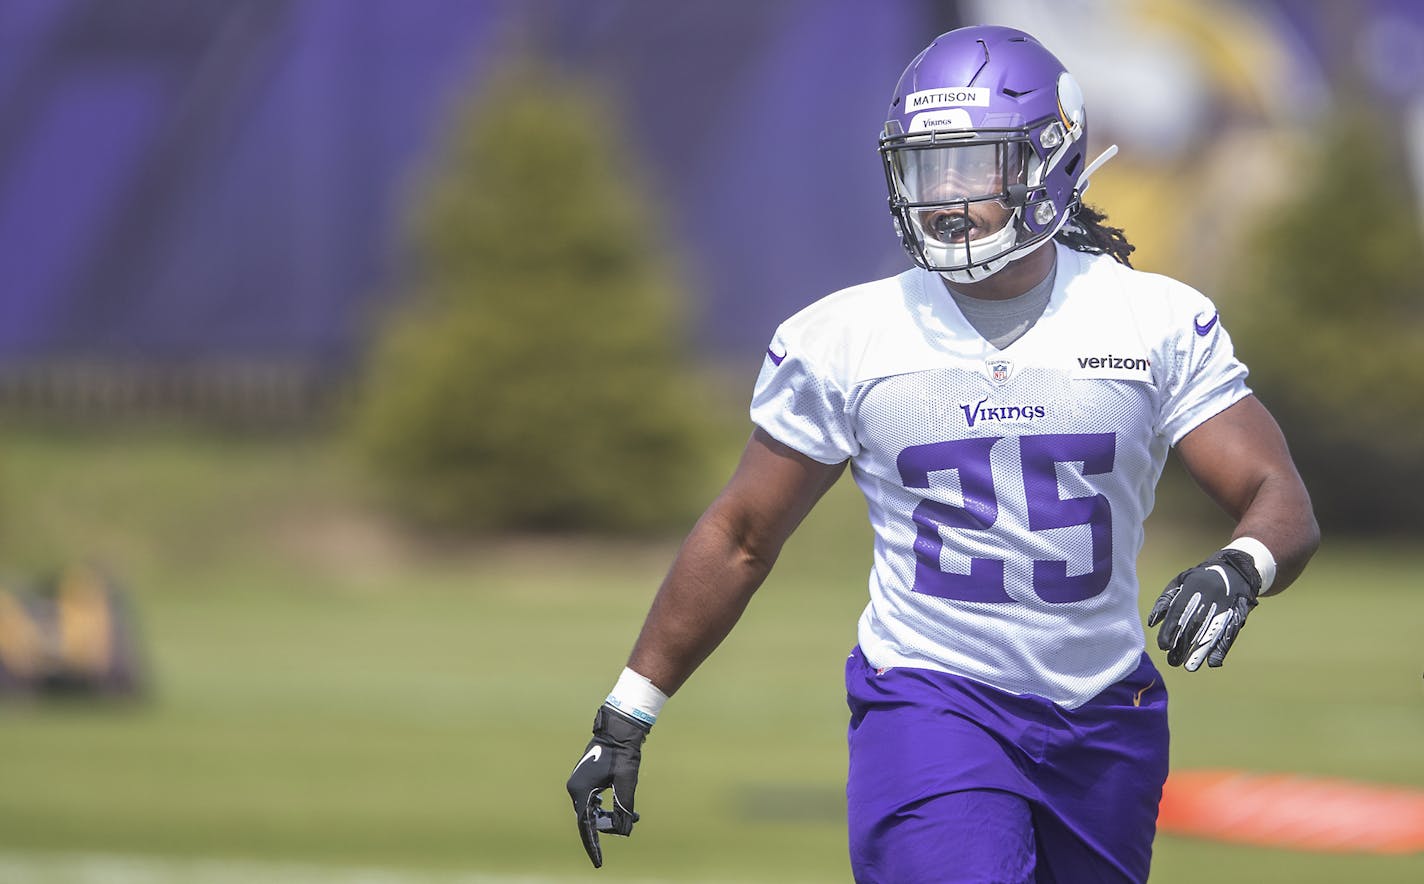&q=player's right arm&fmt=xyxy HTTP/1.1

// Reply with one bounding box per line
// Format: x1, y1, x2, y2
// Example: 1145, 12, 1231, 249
626, 426, 846, 693
566, 427, 845, 867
